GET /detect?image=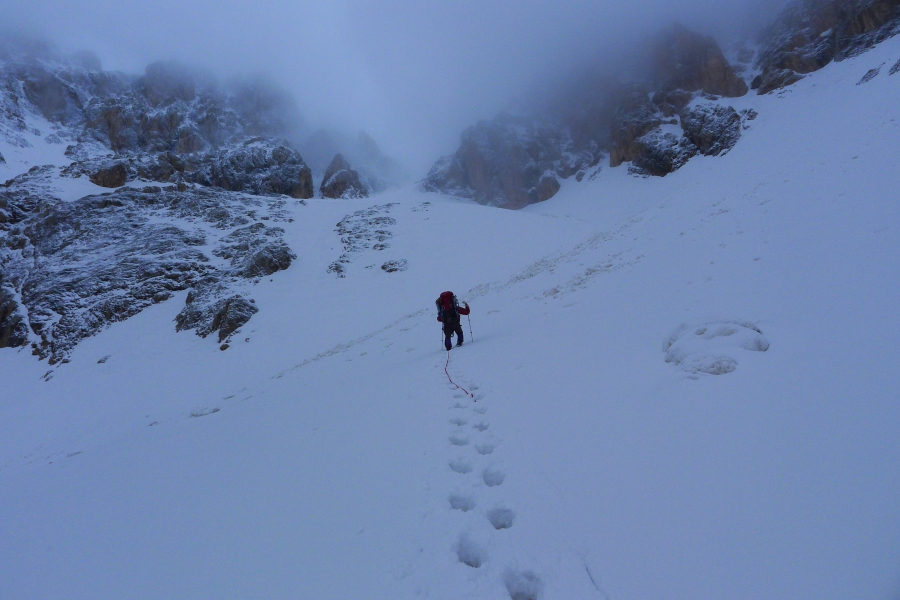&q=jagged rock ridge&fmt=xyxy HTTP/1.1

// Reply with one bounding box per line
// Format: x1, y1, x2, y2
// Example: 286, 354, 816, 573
1, 41, 314, 198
